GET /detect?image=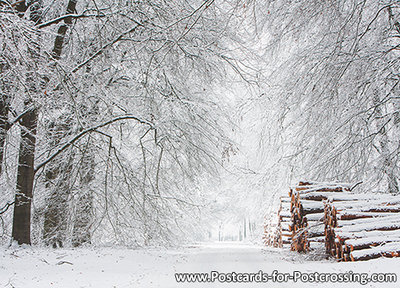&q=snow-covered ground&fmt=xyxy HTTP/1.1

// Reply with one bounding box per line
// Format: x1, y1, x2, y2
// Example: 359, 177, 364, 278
1, 242, 399, 287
